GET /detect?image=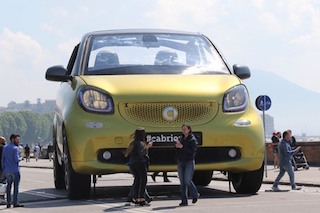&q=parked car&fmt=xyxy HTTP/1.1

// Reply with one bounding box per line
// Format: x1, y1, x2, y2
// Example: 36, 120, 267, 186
46, 29, 264, 199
